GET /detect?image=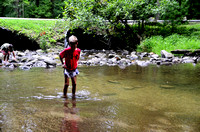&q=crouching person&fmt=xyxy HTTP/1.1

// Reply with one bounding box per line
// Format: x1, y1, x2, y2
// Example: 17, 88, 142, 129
0, 43, 16, 63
